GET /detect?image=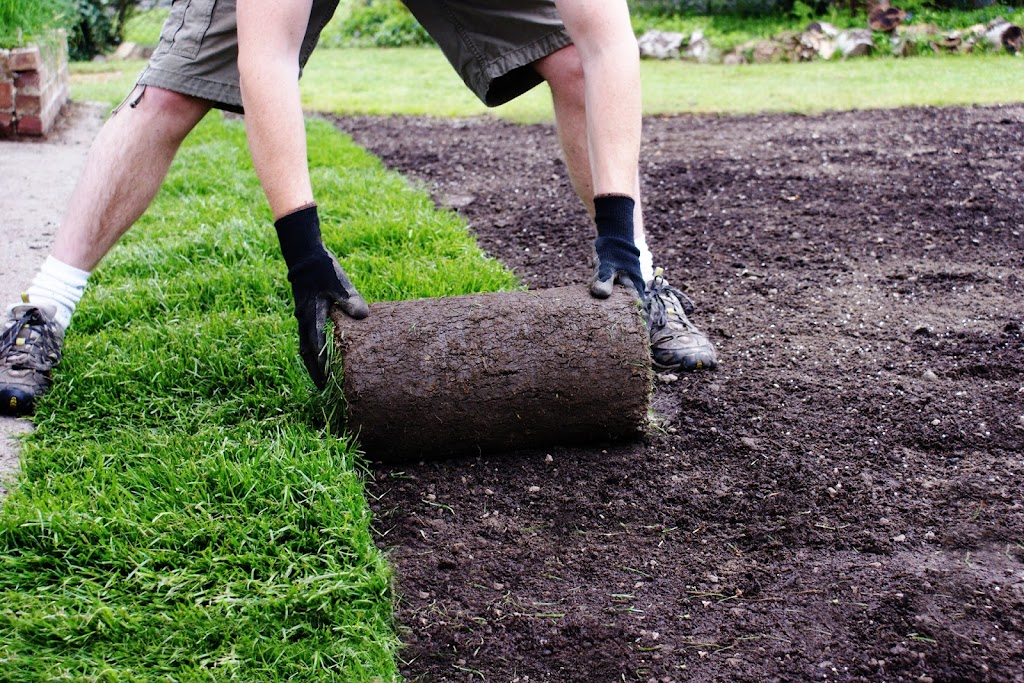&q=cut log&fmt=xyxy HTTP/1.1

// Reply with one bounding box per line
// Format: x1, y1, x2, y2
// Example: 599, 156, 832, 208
332, 286, 652, 461
869, 3, 907, 33
984, 19, 1023, 54
637, 30, 684, 60
837, 29, 875, 58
